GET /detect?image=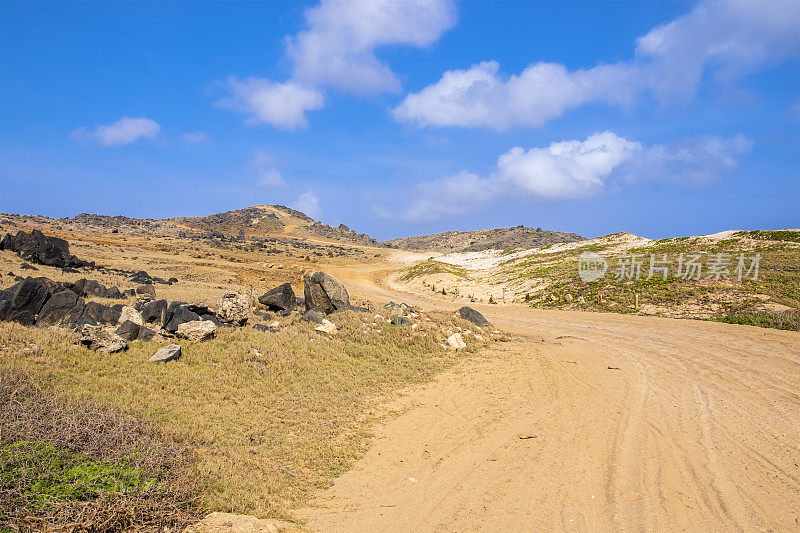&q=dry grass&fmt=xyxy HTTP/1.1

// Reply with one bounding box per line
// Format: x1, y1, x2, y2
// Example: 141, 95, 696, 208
1, 368, 202, 532
0, 310, 483, 522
